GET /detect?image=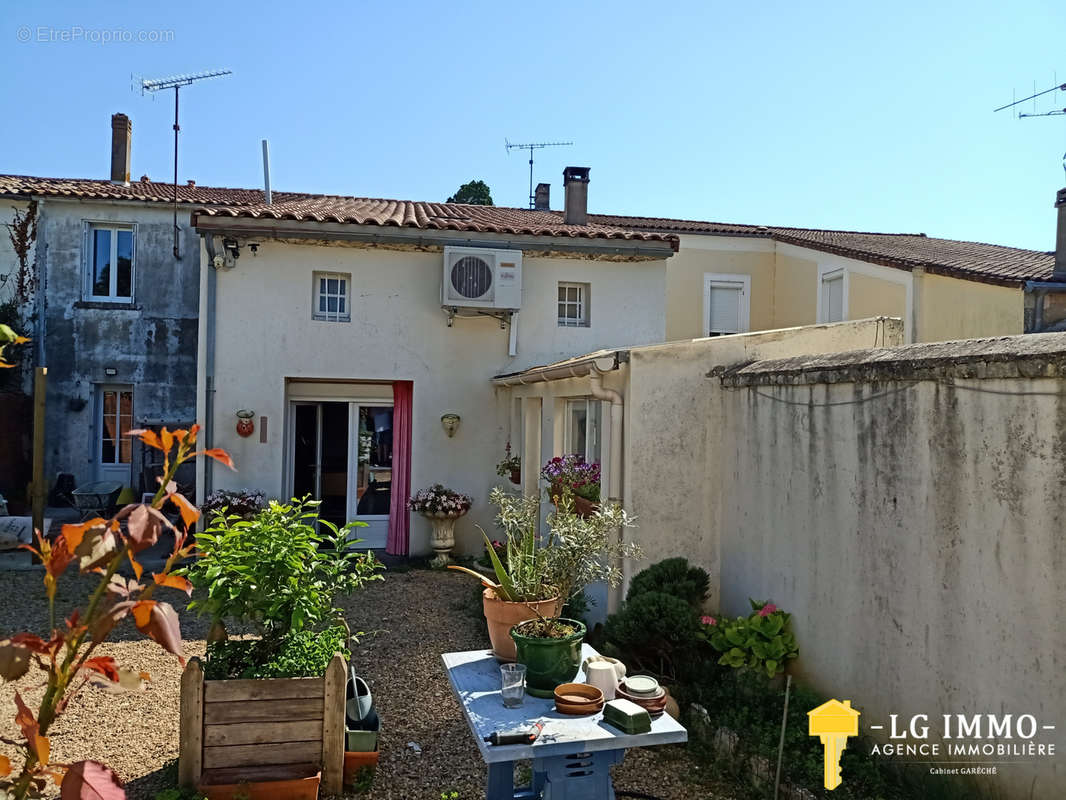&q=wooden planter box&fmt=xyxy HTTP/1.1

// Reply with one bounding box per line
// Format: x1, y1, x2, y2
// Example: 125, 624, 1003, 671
179, 653, 346, 796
